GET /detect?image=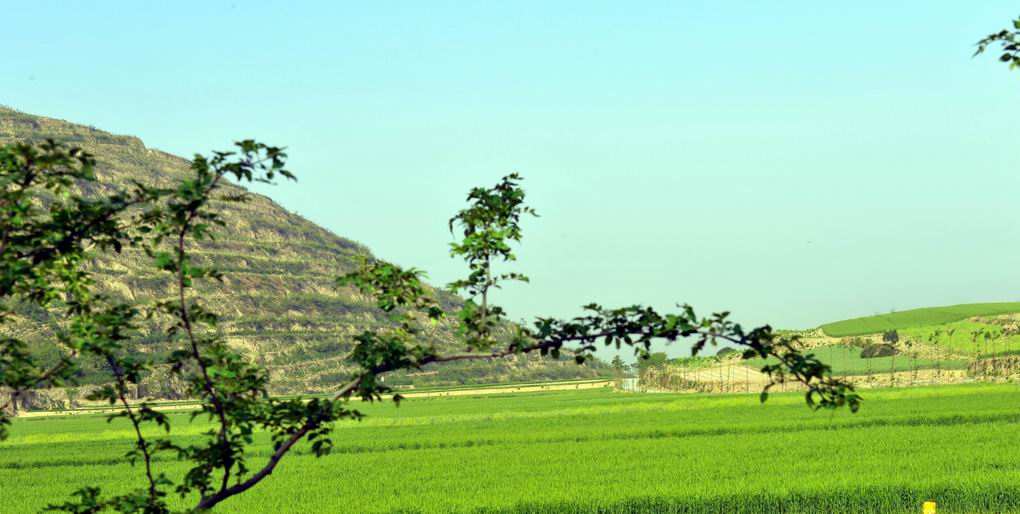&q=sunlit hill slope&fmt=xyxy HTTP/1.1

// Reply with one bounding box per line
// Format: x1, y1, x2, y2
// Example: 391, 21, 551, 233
0, 106, 607, 400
